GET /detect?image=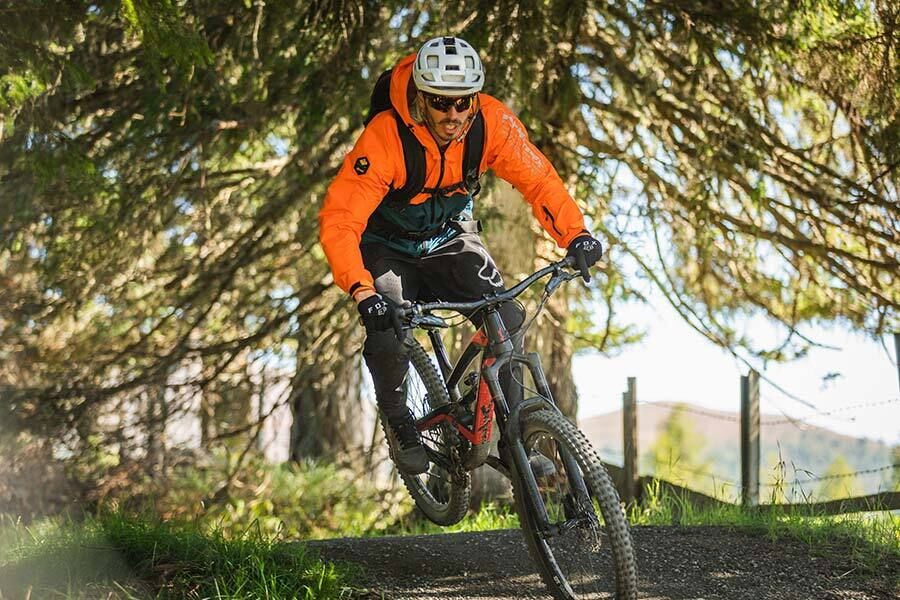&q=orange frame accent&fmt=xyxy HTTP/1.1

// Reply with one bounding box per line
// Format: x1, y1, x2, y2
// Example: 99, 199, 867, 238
417, 354, 496, 446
